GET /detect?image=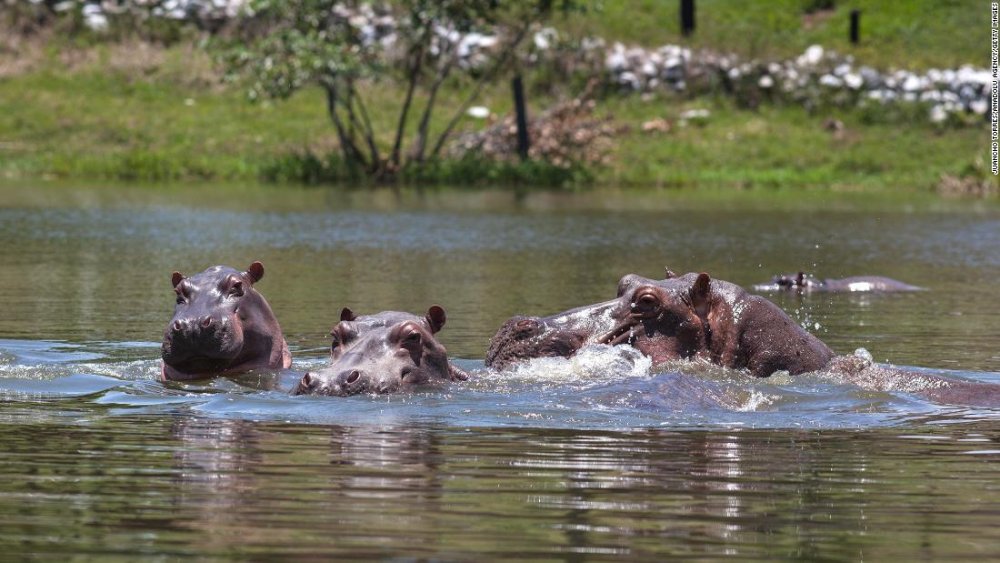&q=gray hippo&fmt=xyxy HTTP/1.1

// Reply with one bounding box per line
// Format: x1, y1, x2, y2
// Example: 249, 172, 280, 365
488, 271, 833, 377
293, 306, 468, 396
161, 261, 291, 381
753, 271, 922, 293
